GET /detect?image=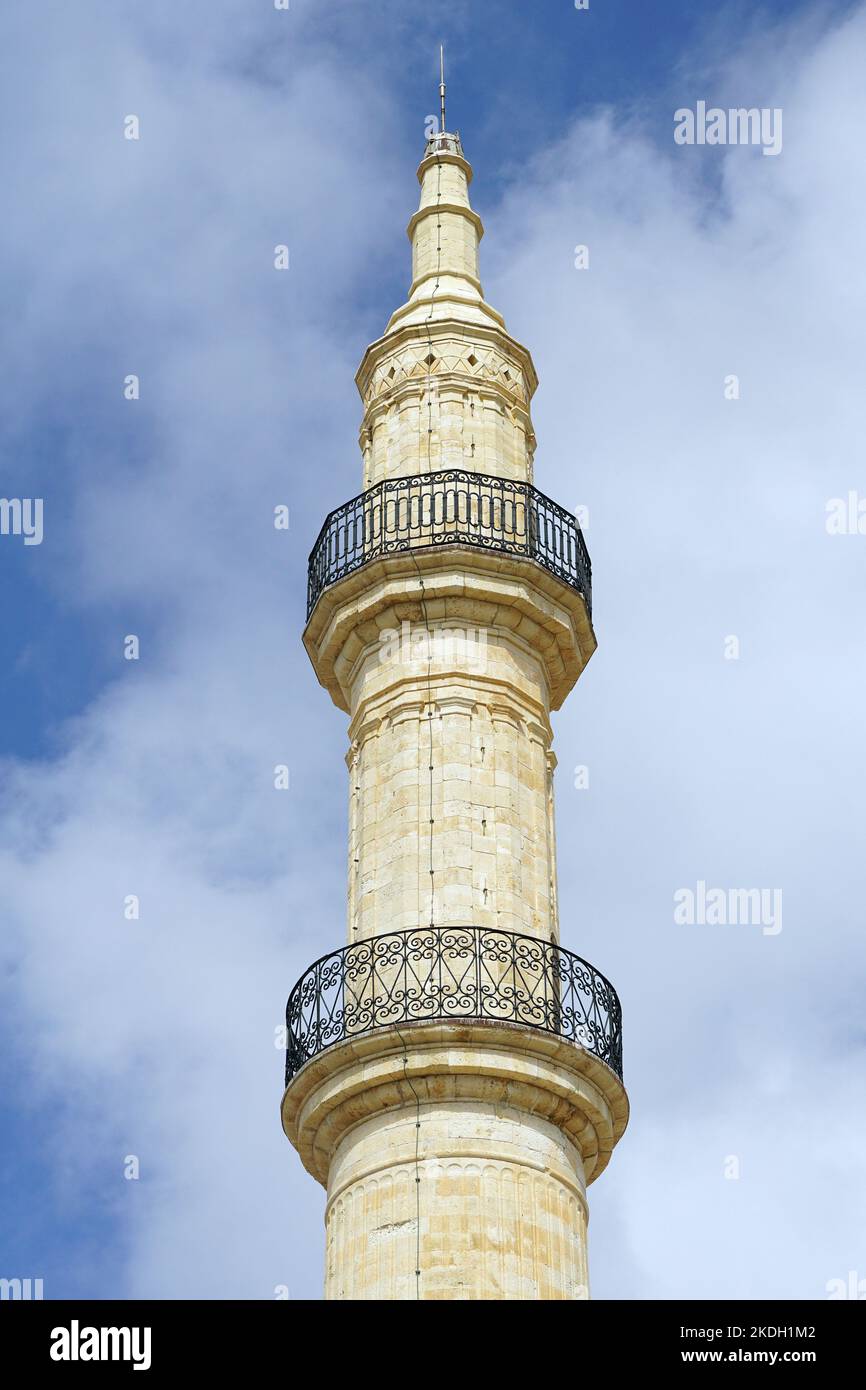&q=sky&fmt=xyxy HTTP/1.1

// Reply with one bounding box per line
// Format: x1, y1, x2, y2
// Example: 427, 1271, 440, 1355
0, 0, 864, 1301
